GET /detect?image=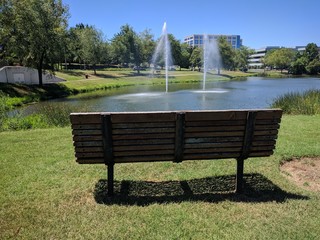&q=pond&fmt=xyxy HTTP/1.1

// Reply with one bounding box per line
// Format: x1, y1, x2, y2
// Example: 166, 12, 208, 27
25, 77, 320, 113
